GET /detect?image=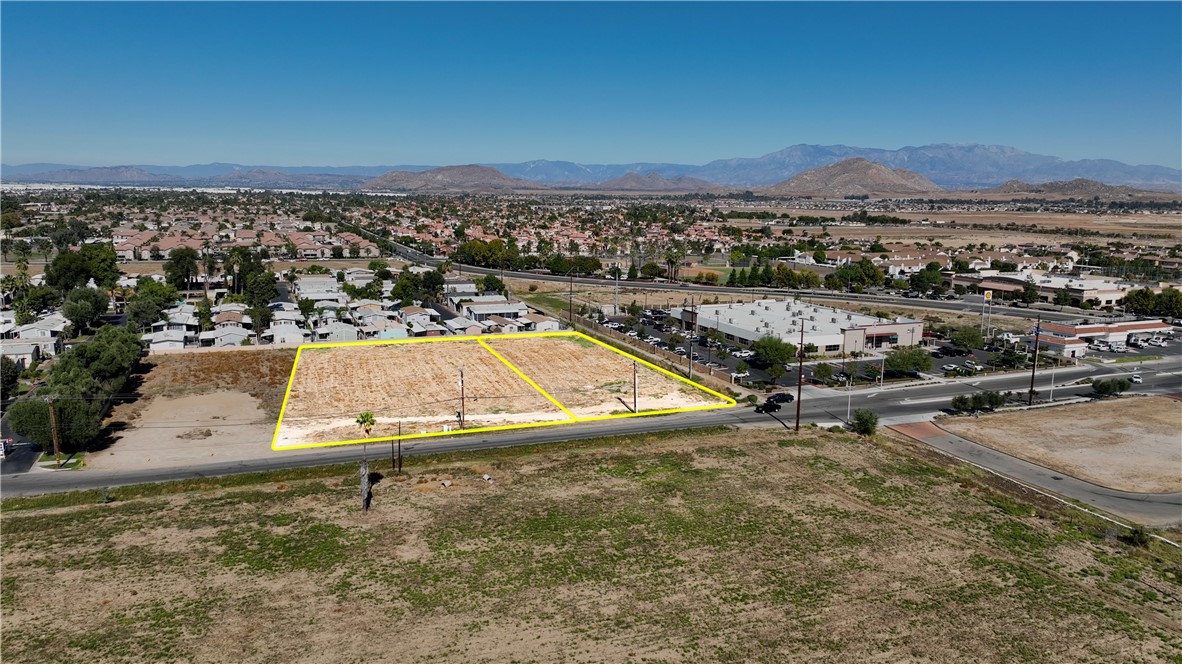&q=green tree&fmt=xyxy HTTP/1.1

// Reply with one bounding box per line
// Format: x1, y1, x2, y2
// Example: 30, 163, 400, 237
45, 249, 93, 292
850, 409, 878, 436
766, 364, 785, 385
752, 335, 797, 367
884, 345, 934, 373
79, 243, 119, 289
951, 327, 984, 349
245, 272, 278, 309
7, 399, 101, 454
813, 362, 834, 383
1122, 287, 1157, 316
1155, 287, 1182, 319
1, 356, 19, 398
331, 246, 345, 259
164, 247, 200, 290
480, 274, 507, 295
297, 298, 317, 321
640, 262, 663, 279
627, 264, 638, 280
61, 287, 109, 335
